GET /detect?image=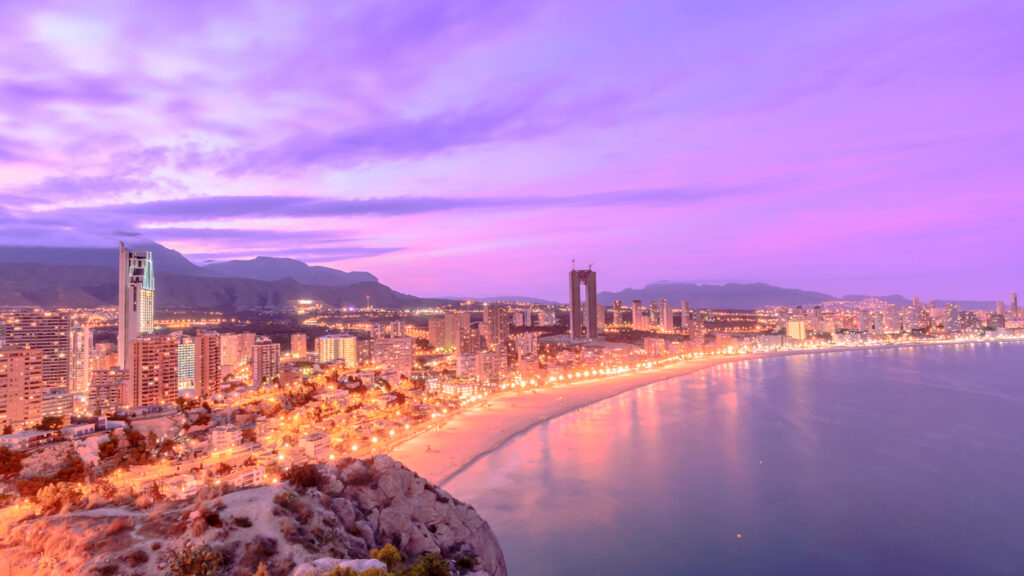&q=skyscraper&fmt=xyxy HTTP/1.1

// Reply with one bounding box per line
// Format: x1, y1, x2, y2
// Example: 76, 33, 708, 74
194, 332, 222, 399
569, 268, 598, 340
443, 311, 471, 348
631, 300, 645, 330
129, 335, 177, 407
373, 337, 414, 380
252, 338, 280, 387
1010, 292, 1018, 316
0, 347, 44, 430
612, 300, 623, 325
291, 333, 308, 358
68, 324, 91, 396
484, 305, 510, 348
659, 299, 672, 332
316, 334, 358, 368
944, 303, 962, 332
2, 310, 71, 391
118, 242, 155, 370
174, 333, 195, 392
